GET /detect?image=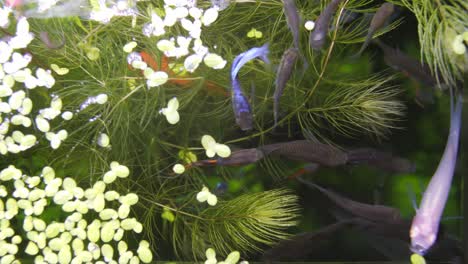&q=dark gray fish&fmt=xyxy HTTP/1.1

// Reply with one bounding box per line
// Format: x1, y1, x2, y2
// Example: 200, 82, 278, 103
192, 148, 264, 167
330, 9, 360, 31
282, 0, 301, 49
356, 2, 394, 57
298, 177, 402, 223
262, 219, 356, 262
309, 0, 343, 50
347, 148, 416, 173
39, 31, 65, 49
259, 140, 348, 167
374, 39, 437, 88
273, 48, 299, 127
